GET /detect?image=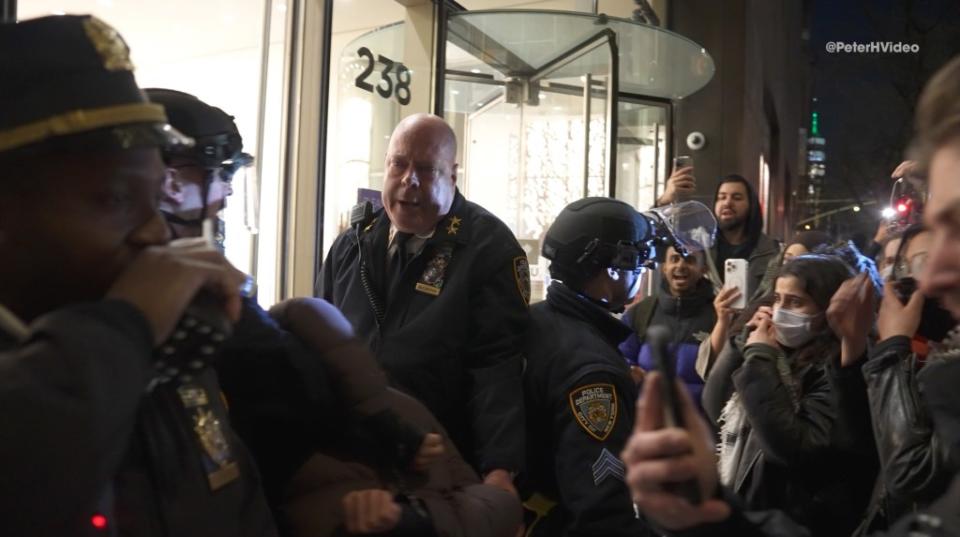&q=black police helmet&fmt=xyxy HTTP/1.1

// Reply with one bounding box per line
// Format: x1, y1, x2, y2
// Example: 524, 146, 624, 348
145, 88, 247, 171
543, 197, 651, 285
